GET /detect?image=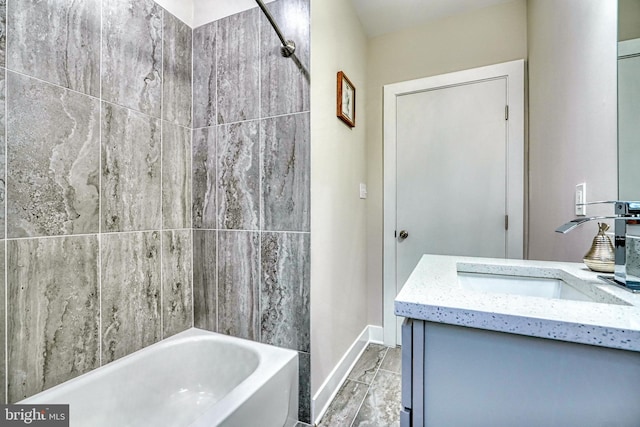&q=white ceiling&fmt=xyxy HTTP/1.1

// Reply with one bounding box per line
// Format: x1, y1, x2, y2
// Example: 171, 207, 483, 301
351, 0, 515, 38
